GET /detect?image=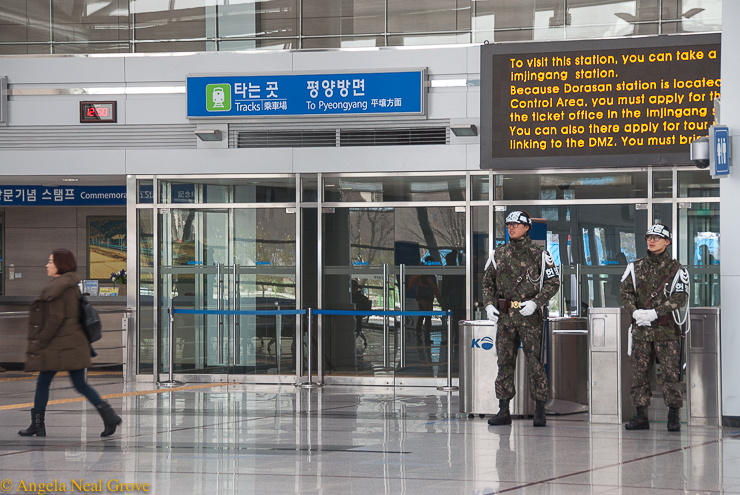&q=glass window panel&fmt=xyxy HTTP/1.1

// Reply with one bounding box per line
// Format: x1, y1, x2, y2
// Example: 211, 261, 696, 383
678, 202, 719, 306
217, 0, 297, 39
50, 0, 129, 43
388, 0, 471, 33
495, 172, 648, 201
135, 41, 212, 52
132, 0, 209, 41
0, 44, 51, 54
388, 33, 471, 46
0, 0, 51, 43
159, 178, 295, 204
653, 170, 673, 198
679, 170, 719, 197
301, 36, 385, 49
663, 0, 722, 33
494, 204, 647, 316
652, 203, 673, 231
567, 1, 640, 39
219, 39, 297, 50
138, 208, 154, 374
472, 205, 488, 318
303, 0, 384, 36
138, 180, 154, 204
472, 174, 490, 201
53, 42, 130, 53
302, 176, 318, 202
323, 176, 466, 202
